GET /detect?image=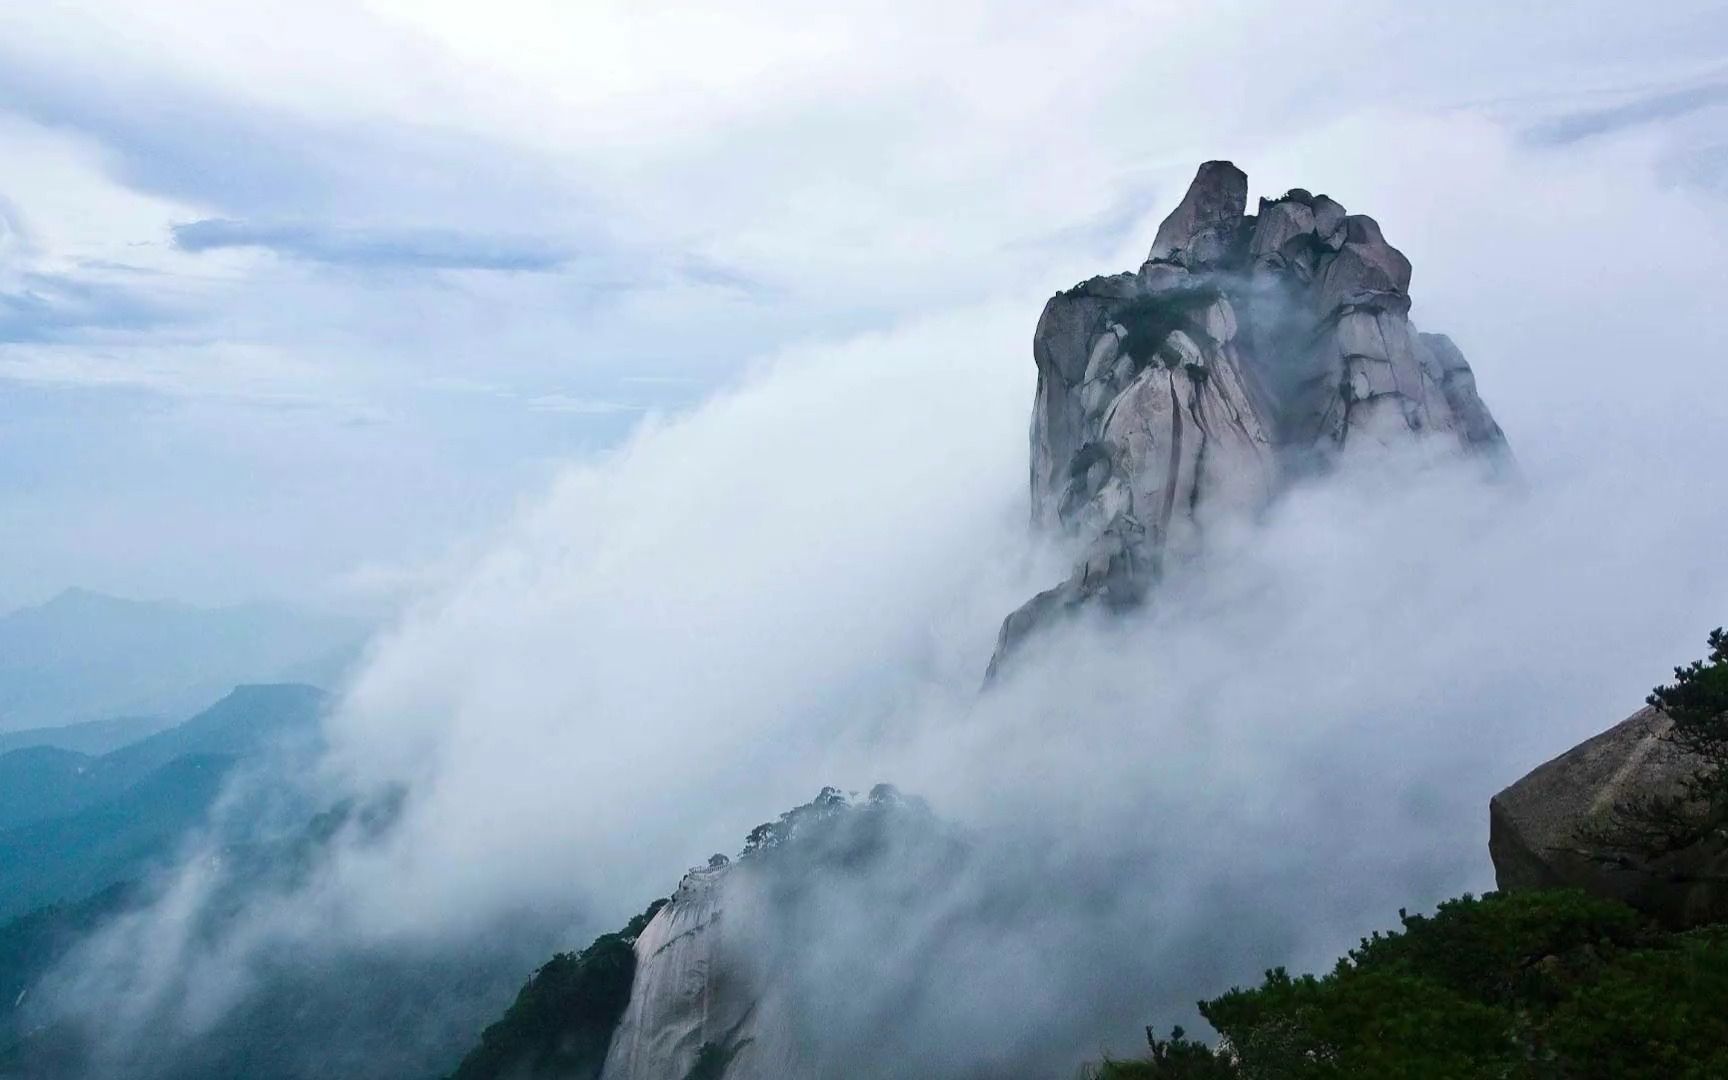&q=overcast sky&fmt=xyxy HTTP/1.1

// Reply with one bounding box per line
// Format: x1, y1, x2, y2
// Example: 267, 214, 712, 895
0, 1, 1725, 613
17, 8, 1728, 1070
